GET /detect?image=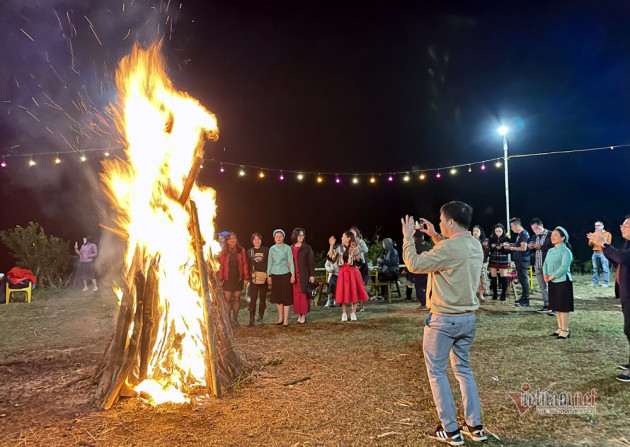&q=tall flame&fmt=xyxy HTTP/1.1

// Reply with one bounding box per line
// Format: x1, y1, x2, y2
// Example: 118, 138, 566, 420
101, 42, 220, 404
